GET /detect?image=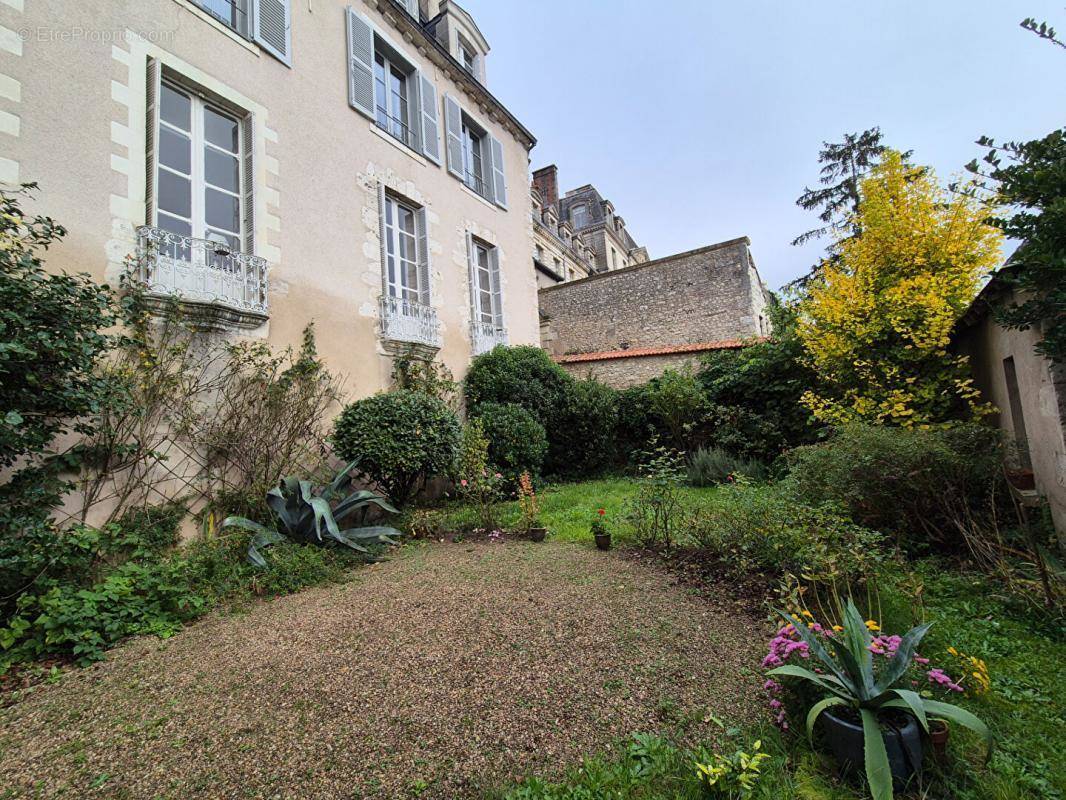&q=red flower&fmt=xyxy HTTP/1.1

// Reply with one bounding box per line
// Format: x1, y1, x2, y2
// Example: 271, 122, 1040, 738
597, 508, 605, 516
